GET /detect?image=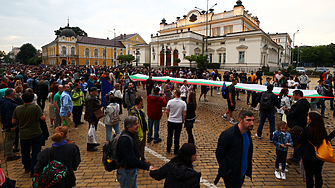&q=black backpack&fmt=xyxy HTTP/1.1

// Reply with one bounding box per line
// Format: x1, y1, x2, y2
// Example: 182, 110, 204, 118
102, 133, 133, 172
222, 87, 229, 99
260, 92, 273, 111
